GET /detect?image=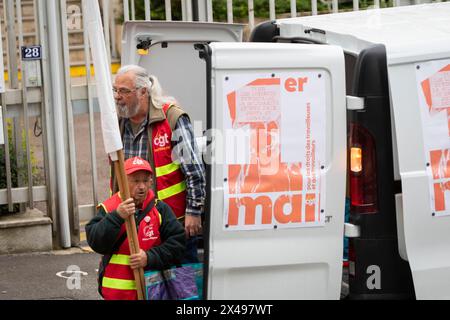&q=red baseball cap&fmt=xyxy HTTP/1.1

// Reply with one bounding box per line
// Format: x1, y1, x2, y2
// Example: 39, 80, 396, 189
124, 157, 153, 175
